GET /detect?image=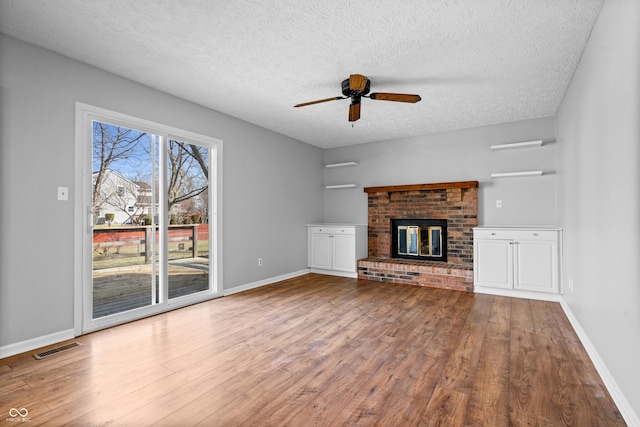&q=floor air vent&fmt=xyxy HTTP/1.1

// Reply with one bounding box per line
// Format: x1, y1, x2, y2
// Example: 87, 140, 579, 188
33, 342, 82, 360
